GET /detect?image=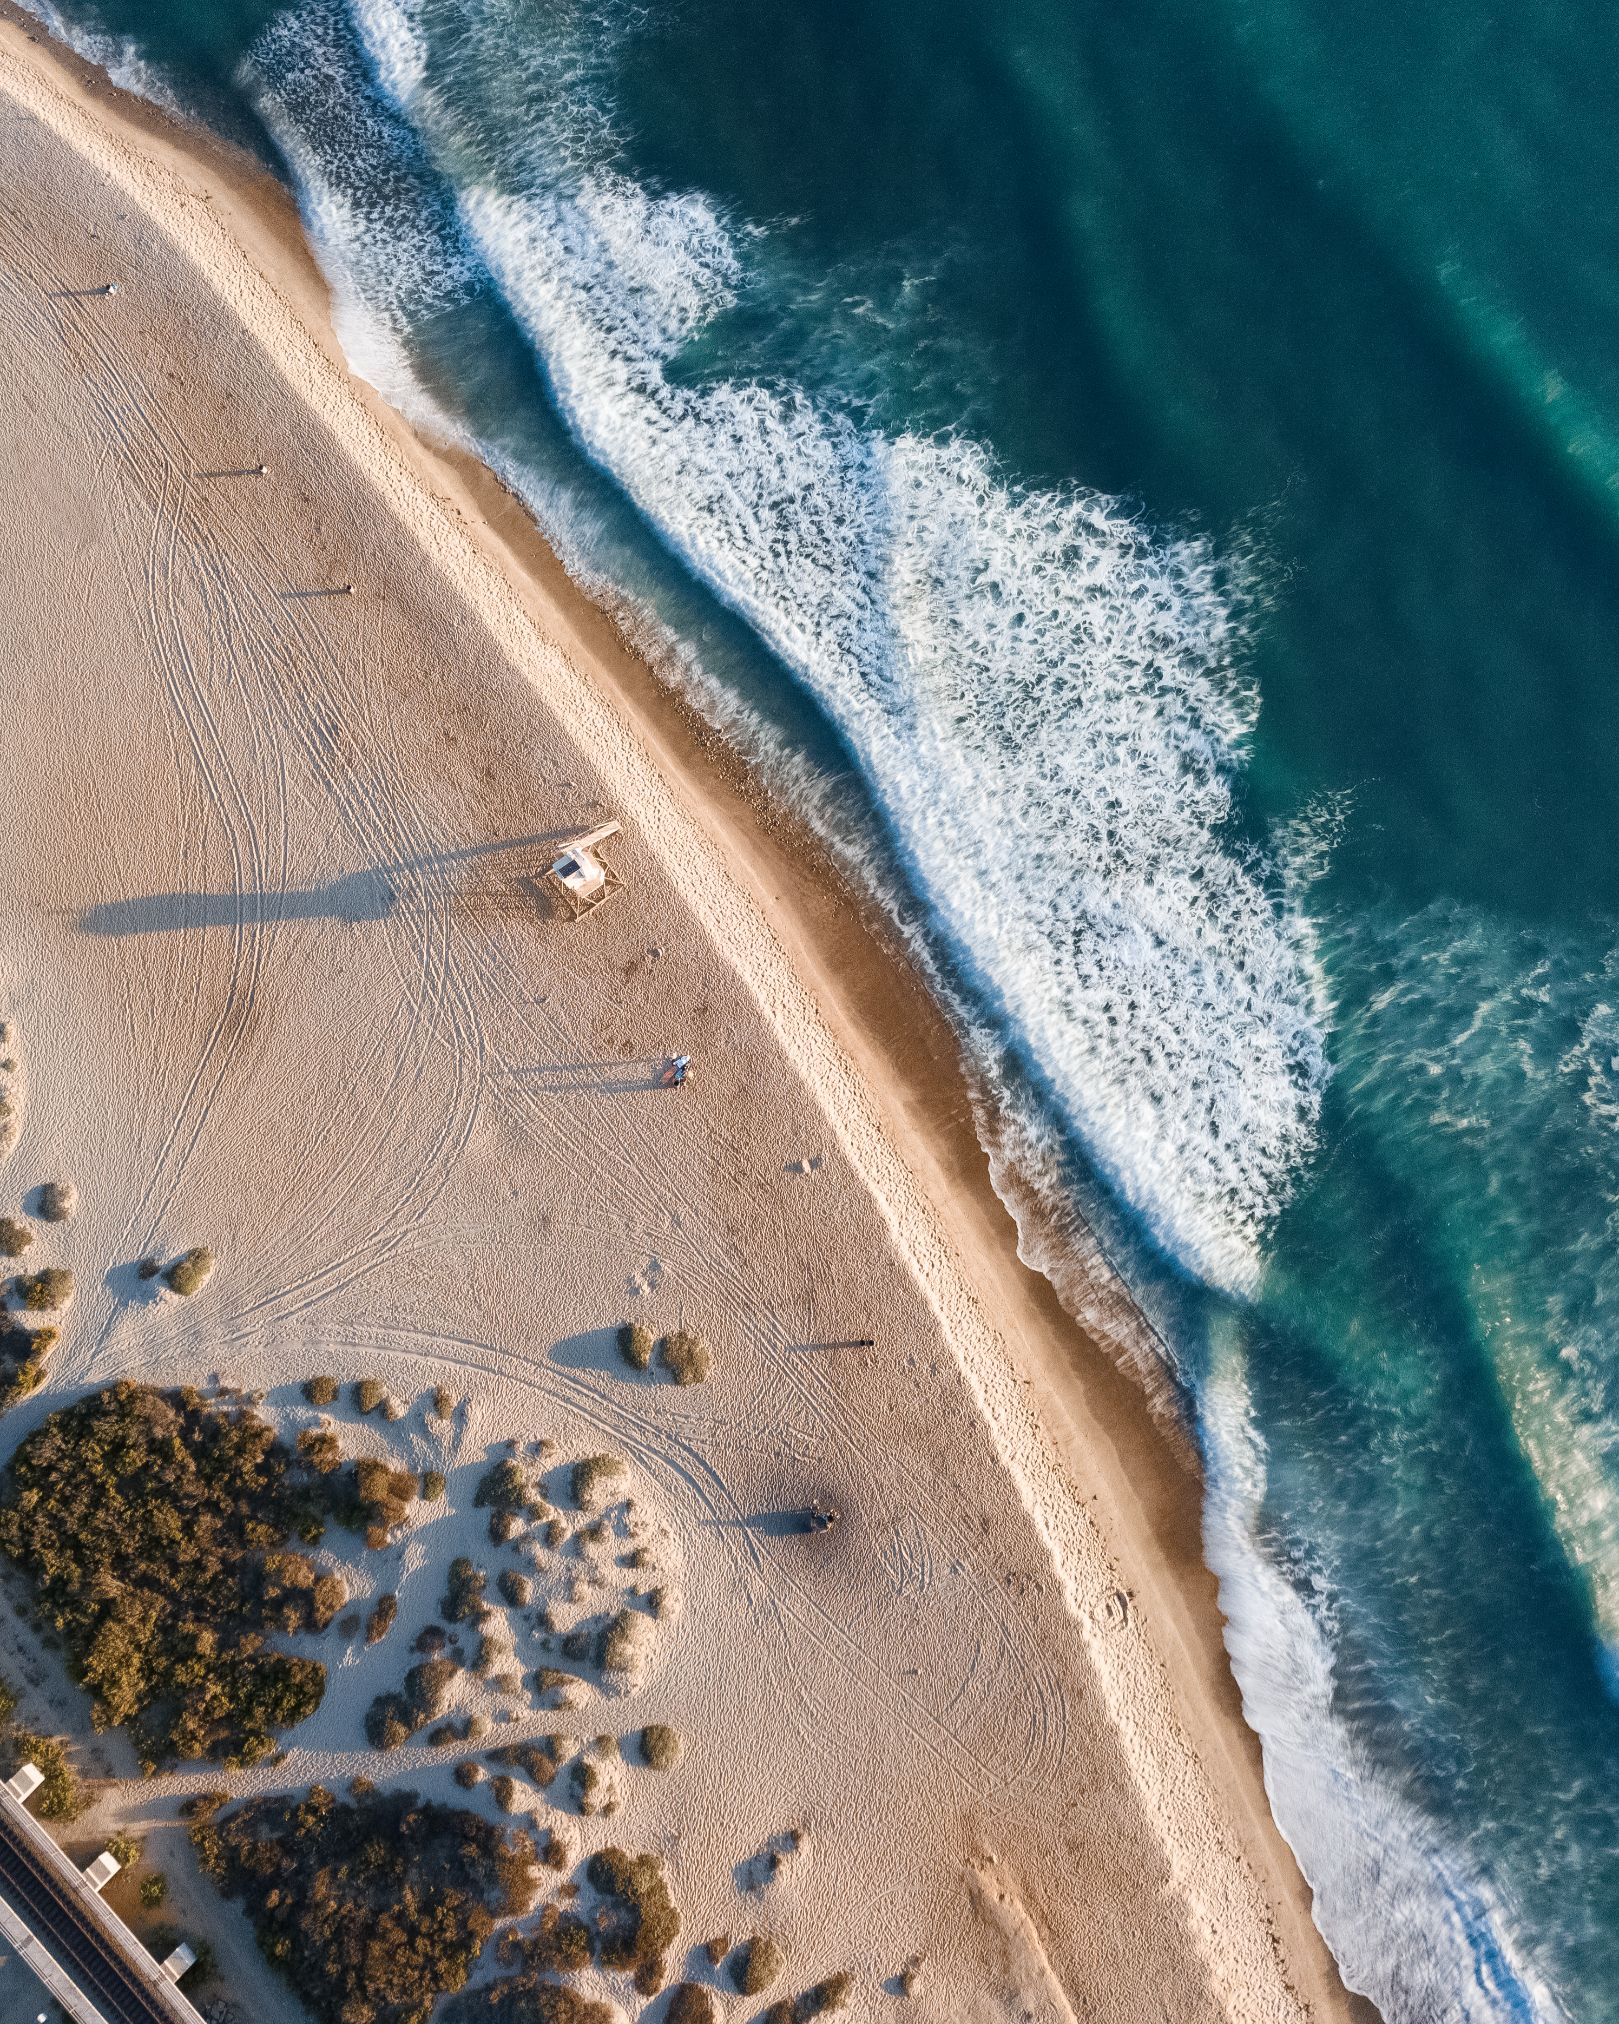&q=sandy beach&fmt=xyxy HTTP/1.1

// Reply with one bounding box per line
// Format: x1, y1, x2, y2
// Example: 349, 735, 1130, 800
0, 16, 1366, 2021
